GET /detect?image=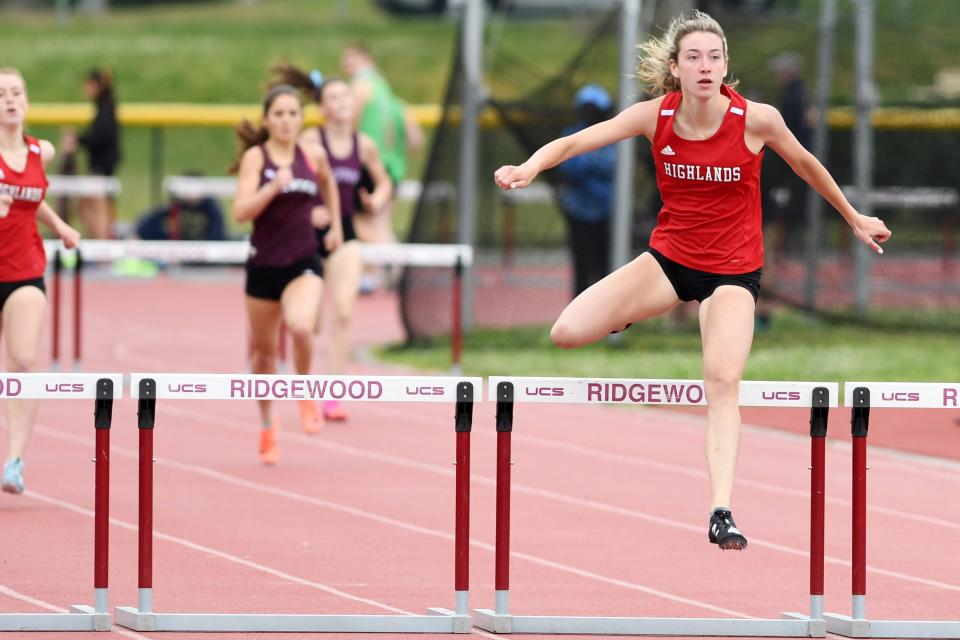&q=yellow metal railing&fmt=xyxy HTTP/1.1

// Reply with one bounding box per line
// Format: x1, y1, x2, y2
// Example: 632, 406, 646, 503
27, 102, 960, 130
27, 103, 444, 128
